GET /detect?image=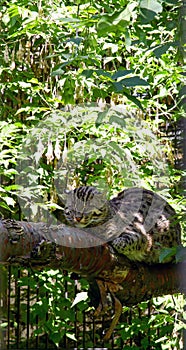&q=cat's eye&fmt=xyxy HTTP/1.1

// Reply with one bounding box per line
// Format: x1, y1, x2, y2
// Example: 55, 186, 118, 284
94, 209, 102, 215
65, 209, 72, 215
